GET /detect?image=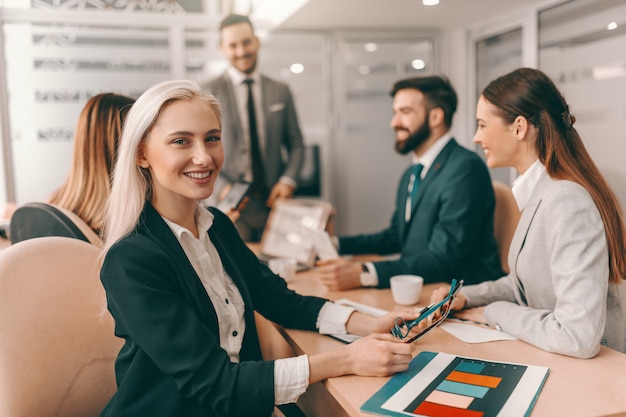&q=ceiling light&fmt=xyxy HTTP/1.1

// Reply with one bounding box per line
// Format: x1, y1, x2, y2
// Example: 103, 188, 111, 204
593, 65, 626, 80
289, 63, 304, 74
607, 22, 618, 30
412, 59, 426, 70
423, 0, 439, 5
364, 43, 378, 52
